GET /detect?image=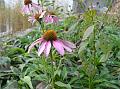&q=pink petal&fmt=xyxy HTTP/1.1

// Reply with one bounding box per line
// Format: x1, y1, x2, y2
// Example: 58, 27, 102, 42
21, 6, 27, 14
39, 11, 46, 18
50, 16, 54, 23
53, 40, 64, 56
21, 5, 31, 15
32, 3, 41, 11
60, 40, 76, 48
44, 41, 51, 57
44, 15, 49, 23
62, 43, 72, 52
53, 16, 59, 23
28, 16, 36, 25
44, 15, 53, 23
28, 38, 43, 53
38, 41, 47, 56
